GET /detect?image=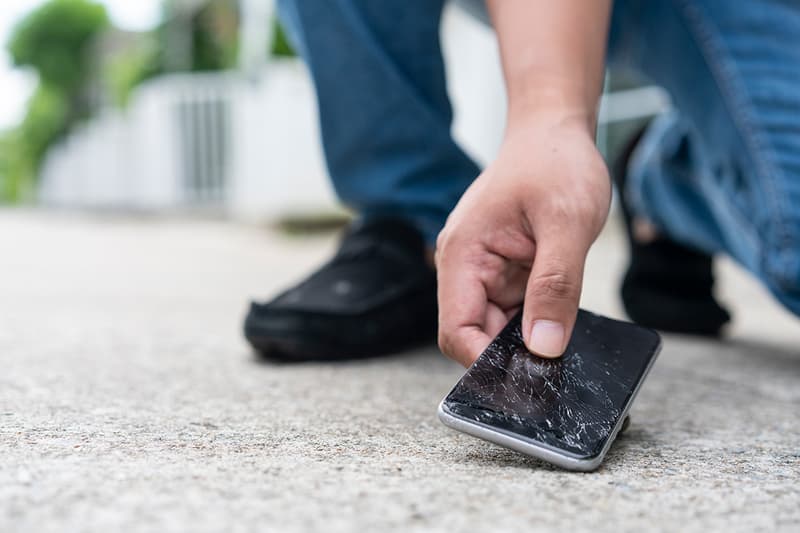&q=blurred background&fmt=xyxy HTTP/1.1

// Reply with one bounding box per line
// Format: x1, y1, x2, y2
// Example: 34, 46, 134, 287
0, 0, 668, 224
